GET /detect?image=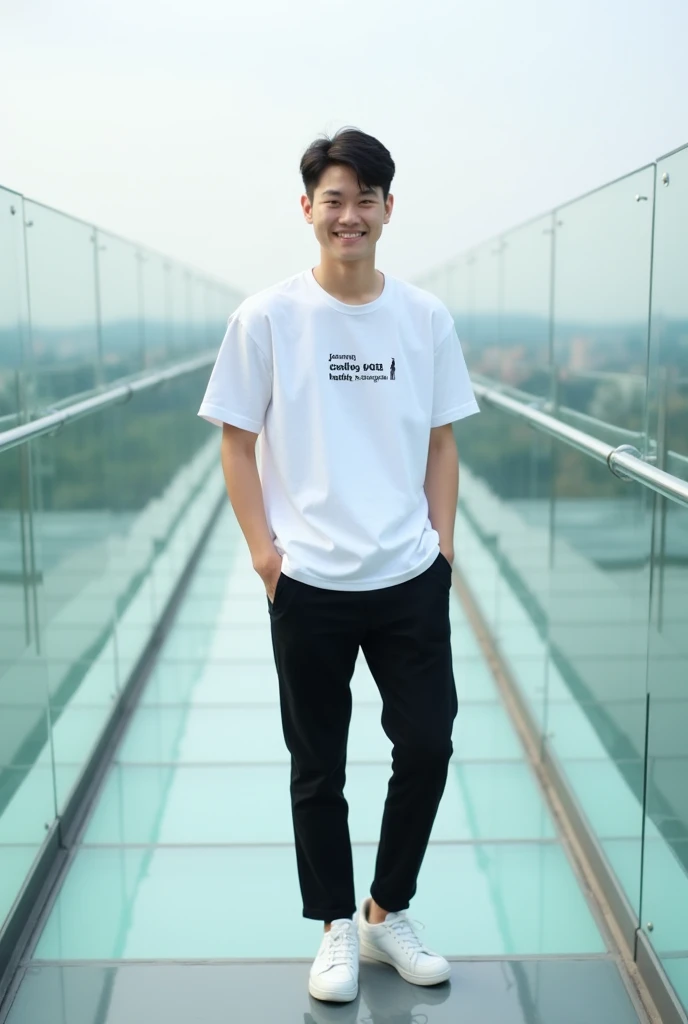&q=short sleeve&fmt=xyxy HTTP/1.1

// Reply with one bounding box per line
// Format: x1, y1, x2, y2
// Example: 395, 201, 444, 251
431, 326, 480, 427
197, 316, 272, 433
